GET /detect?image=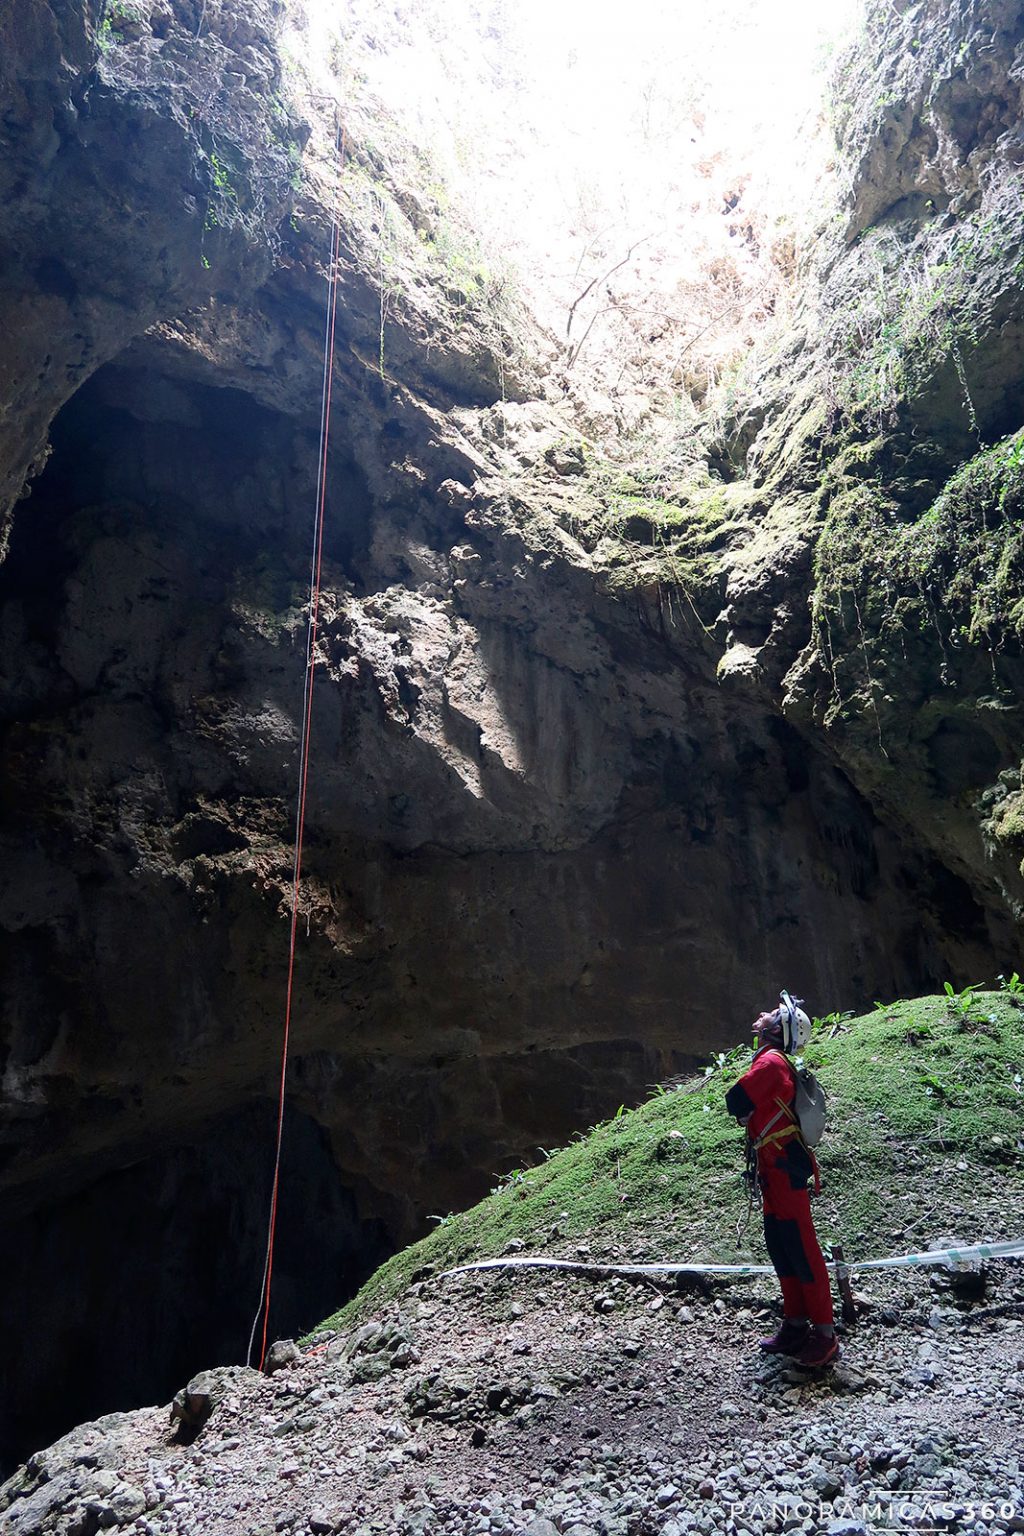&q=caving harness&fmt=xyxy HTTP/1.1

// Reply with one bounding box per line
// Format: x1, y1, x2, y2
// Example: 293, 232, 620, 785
754, 1079, 824, 1193
735, 1014, 827, 1240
